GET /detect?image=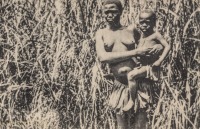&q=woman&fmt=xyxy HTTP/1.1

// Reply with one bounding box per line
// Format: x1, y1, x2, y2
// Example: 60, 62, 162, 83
96, 0, 163, 128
